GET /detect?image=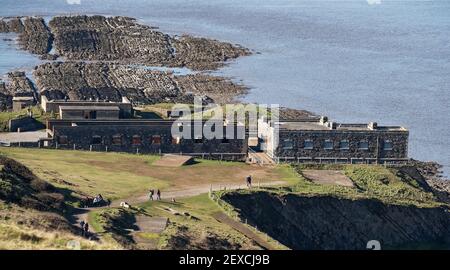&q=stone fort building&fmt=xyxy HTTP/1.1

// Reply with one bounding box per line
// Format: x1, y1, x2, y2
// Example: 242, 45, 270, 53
41, 96, 409, 164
